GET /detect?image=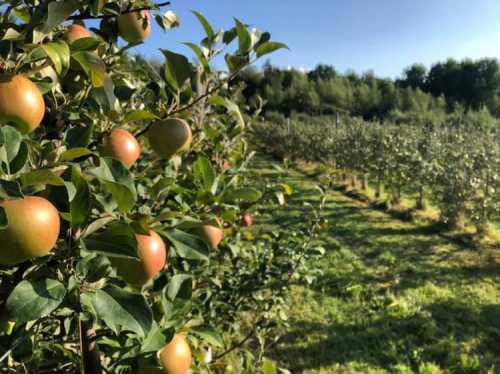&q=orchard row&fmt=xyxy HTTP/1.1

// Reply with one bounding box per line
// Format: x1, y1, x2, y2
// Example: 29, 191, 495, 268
255, 117, 499, 234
